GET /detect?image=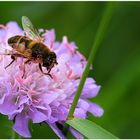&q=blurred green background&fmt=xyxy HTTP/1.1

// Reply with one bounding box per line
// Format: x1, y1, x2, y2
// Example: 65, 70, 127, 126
0, 1, 140, 139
